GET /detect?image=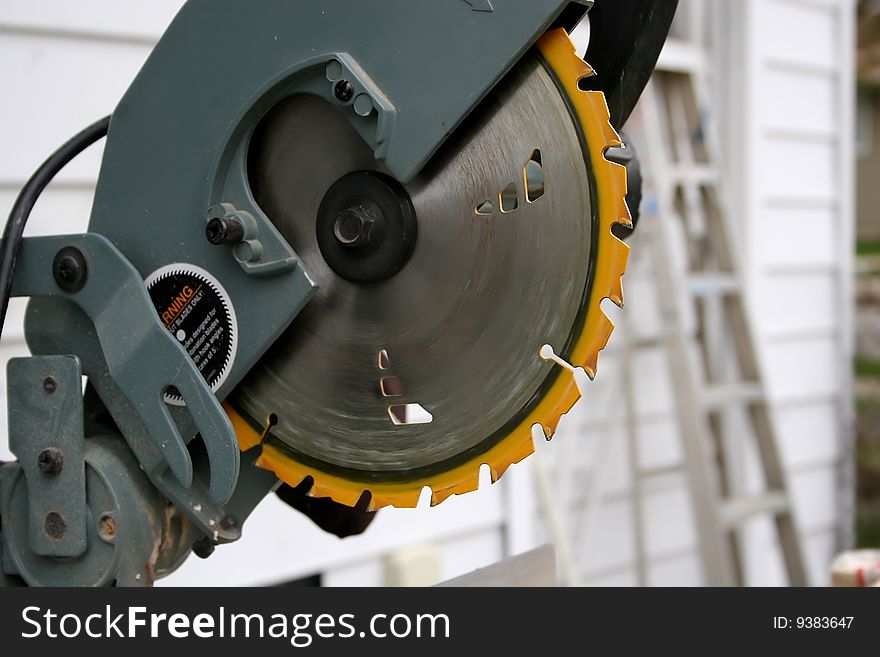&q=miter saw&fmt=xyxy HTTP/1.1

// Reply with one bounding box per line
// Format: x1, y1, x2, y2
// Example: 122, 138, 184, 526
0, 0, 675, 586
